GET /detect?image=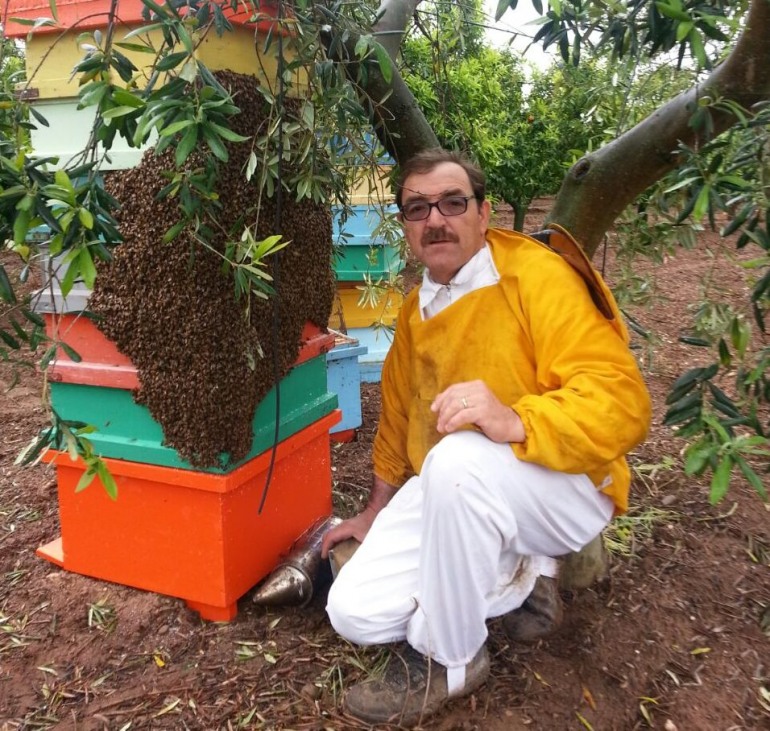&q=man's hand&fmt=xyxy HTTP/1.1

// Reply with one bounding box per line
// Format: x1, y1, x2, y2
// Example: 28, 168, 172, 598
320, 476, 398, 559
431, 380, 526, 443
320, 507, 377, 559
